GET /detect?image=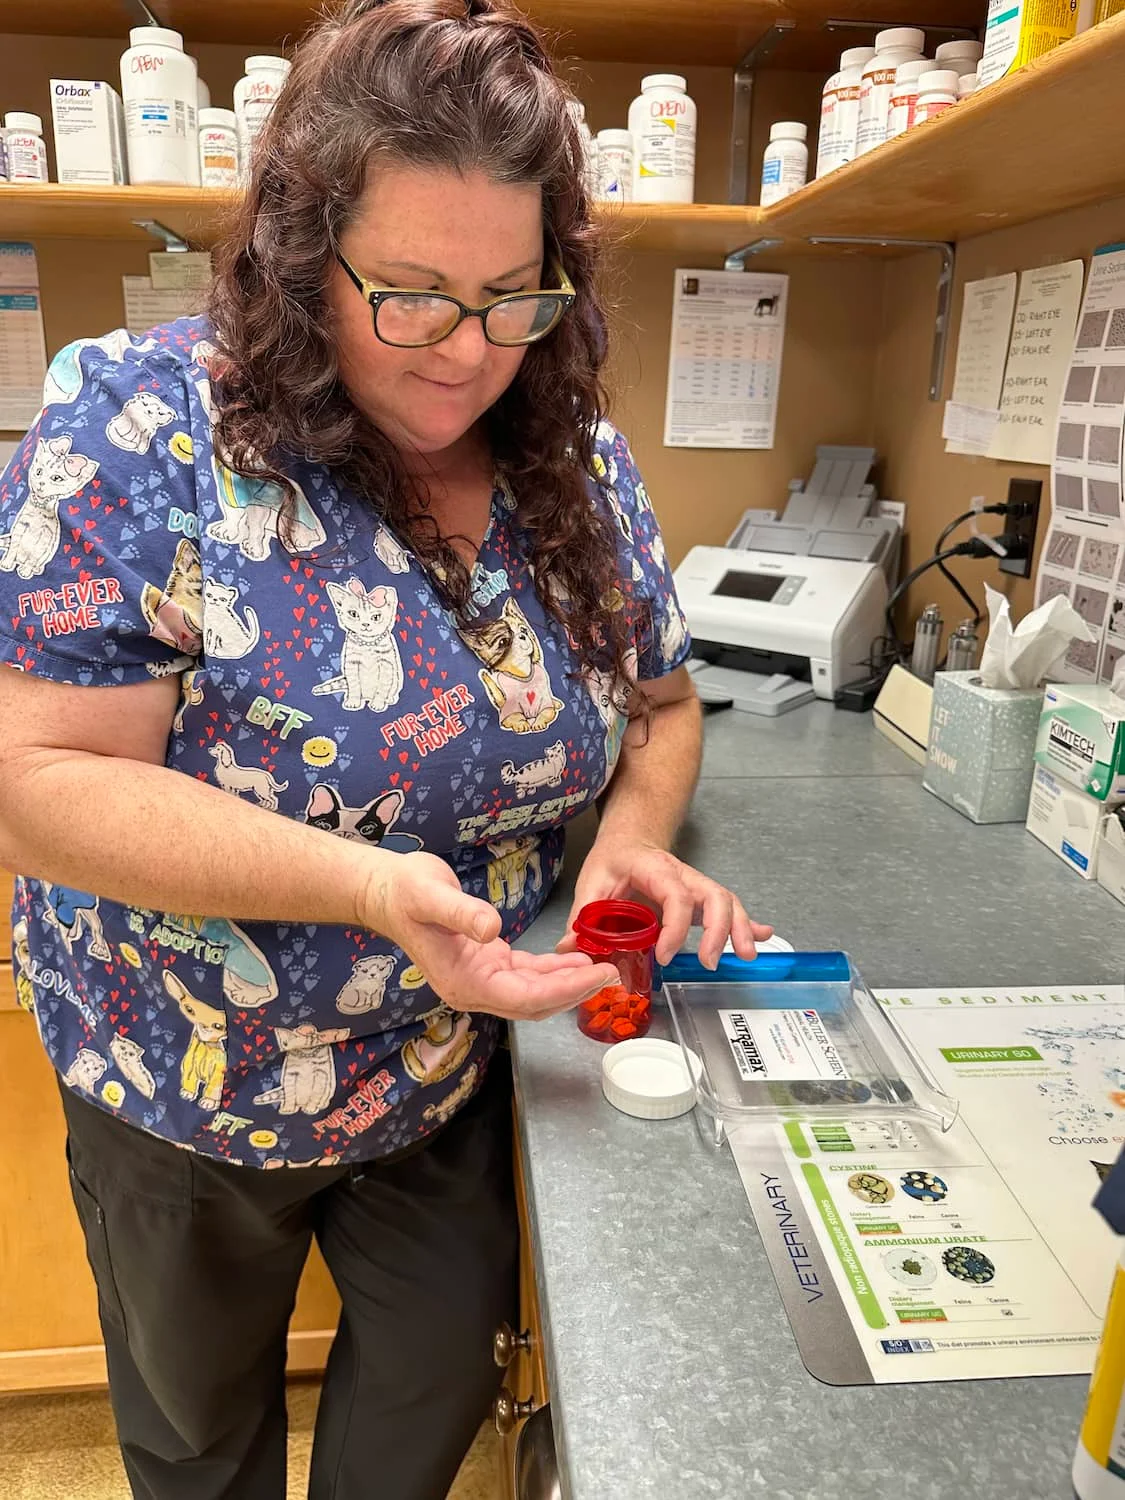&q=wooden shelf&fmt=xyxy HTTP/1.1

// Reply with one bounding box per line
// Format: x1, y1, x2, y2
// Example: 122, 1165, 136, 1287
0, 185, 240, 246
6, 0, 981, 68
